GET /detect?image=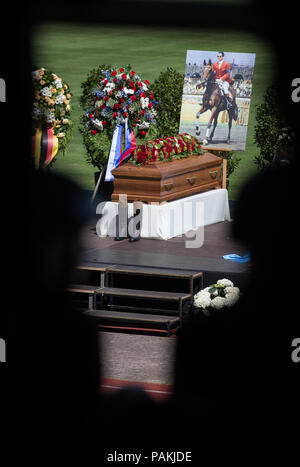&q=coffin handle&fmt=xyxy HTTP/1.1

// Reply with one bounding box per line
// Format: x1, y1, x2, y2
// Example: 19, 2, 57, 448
209, 170, 218, 179
164, 182, 173, 191
186, 176, 196, 185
